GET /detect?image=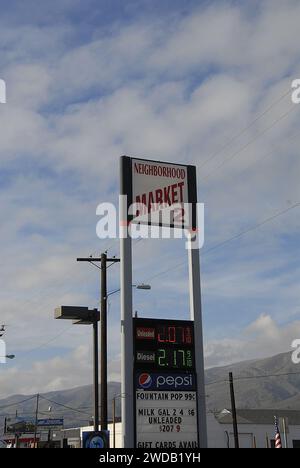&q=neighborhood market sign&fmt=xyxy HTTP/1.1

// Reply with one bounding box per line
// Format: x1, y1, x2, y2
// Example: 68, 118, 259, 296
130, 158, 197, 229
